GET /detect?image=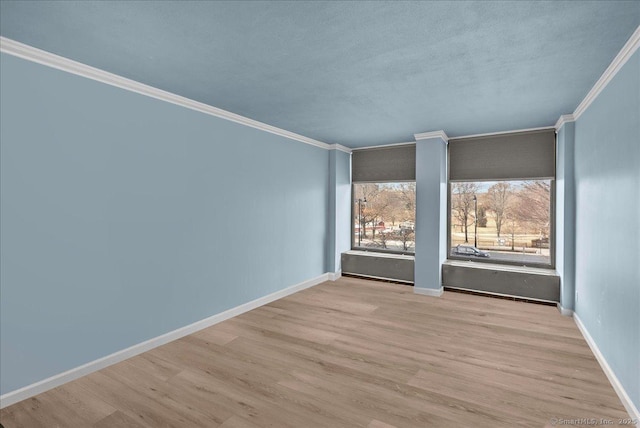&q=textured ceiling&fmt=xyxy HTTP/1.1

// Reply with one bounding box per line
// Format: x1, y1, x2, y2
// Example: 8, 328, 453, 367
1, 1, 639, 147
